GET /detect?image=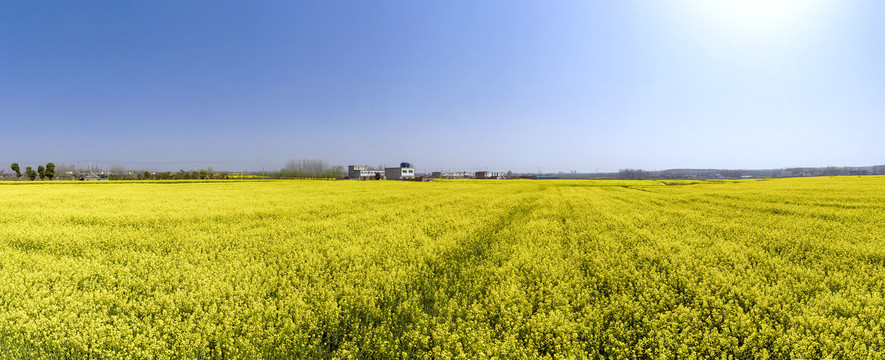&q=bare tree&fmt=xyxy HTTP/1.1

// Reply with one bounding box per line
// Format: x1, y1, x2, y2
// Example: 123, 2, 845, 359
281, 159, 345, 179
111, 164, 126, 178
618, 169, 648, 180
